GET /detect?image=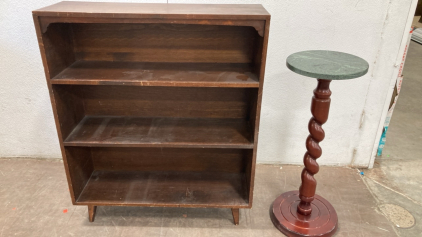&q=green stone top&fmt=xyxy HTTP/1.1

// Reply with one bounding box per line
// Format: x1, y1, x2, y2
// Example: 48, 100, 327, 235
286, 50, 369, 80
